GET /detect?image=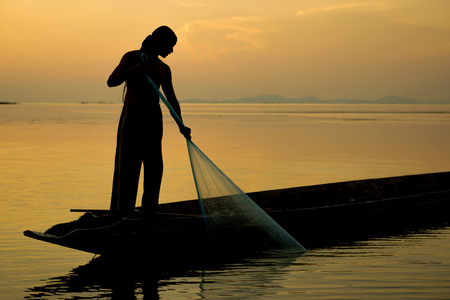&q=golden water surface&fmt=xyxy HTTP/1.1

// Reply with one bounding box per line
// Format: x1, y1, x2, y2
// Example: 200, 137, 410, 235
1, 103, 450, 299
